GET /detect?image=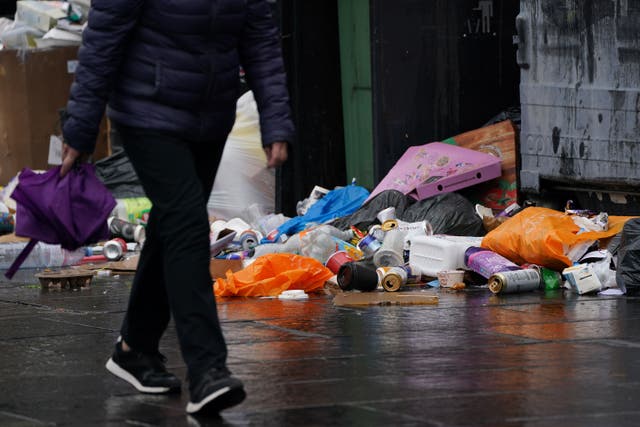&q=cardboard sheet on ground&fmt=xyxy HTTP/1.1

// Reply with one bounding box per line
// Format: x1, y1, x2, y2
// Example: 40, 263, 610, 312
366, 142, 501, 202
84, 255, 140, 273
333, 291, 439, 306
214, 254, 333, 297
481, 207, 634, 271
